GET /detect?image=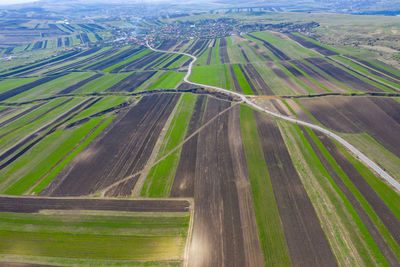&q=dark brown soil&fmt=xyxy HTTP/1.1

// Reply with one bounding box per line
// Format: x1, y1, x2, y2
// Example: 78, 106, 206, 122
206, 47, 213, 65
305, 58, 383, 92
243, 63, 274, 95
43, 94, 179, 196
229, 64, 242, 93
281, 61, 326, 93
219, 38, 230, 64
106, 71, 157, 92
170, 95, 206, 198
254, 111, 337, 267
0, 196, 190, 213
